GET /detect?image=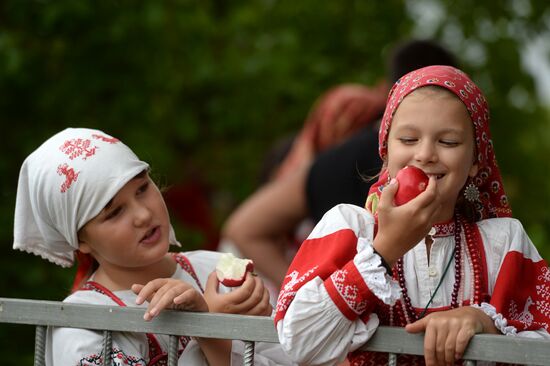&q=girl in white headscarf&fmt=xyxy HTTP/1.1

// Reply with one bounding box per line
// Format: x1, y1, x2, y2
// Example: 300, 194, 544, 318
14, 128, 293, 366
